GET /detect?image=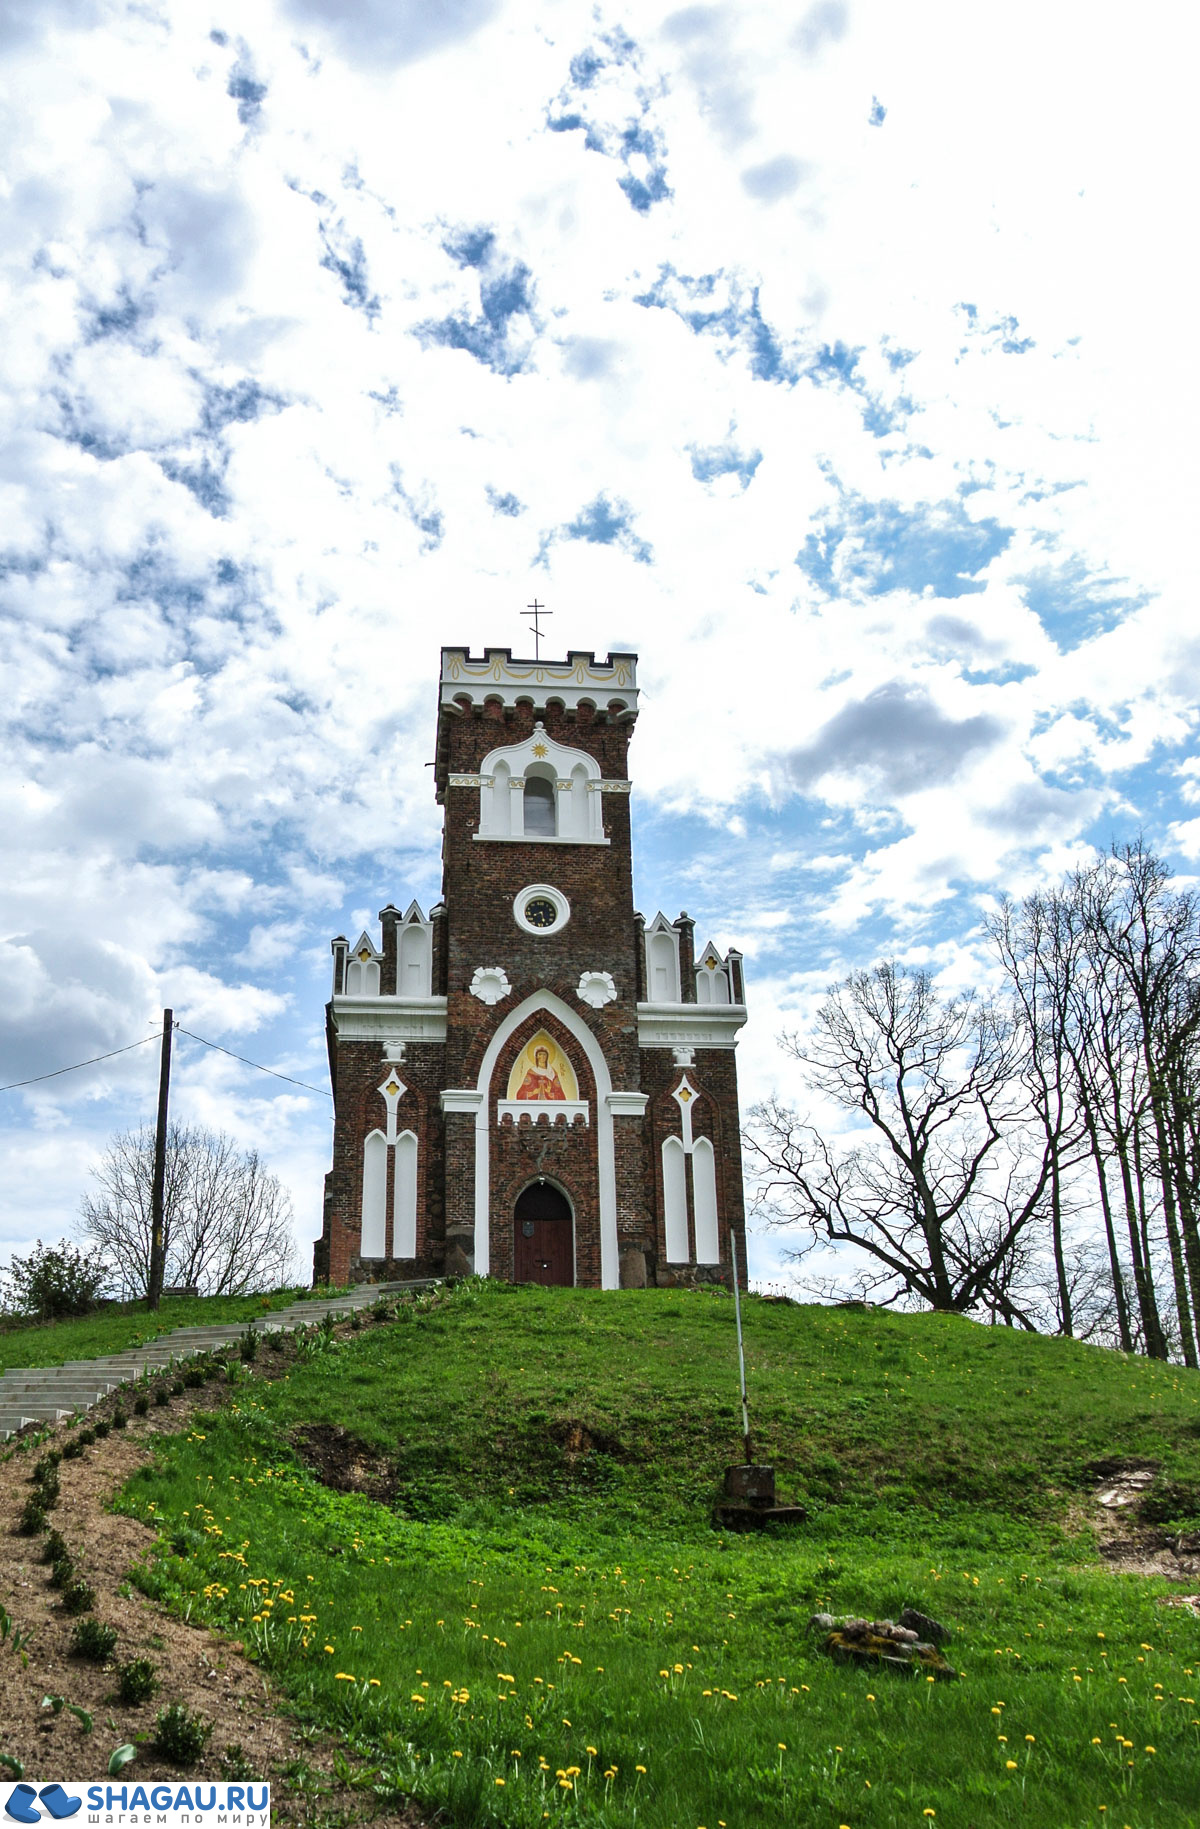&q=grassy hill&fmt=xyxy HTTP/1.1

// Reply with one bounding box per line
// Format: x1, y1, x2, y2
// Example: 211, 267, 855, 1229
51, 1283, 1200, 1823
